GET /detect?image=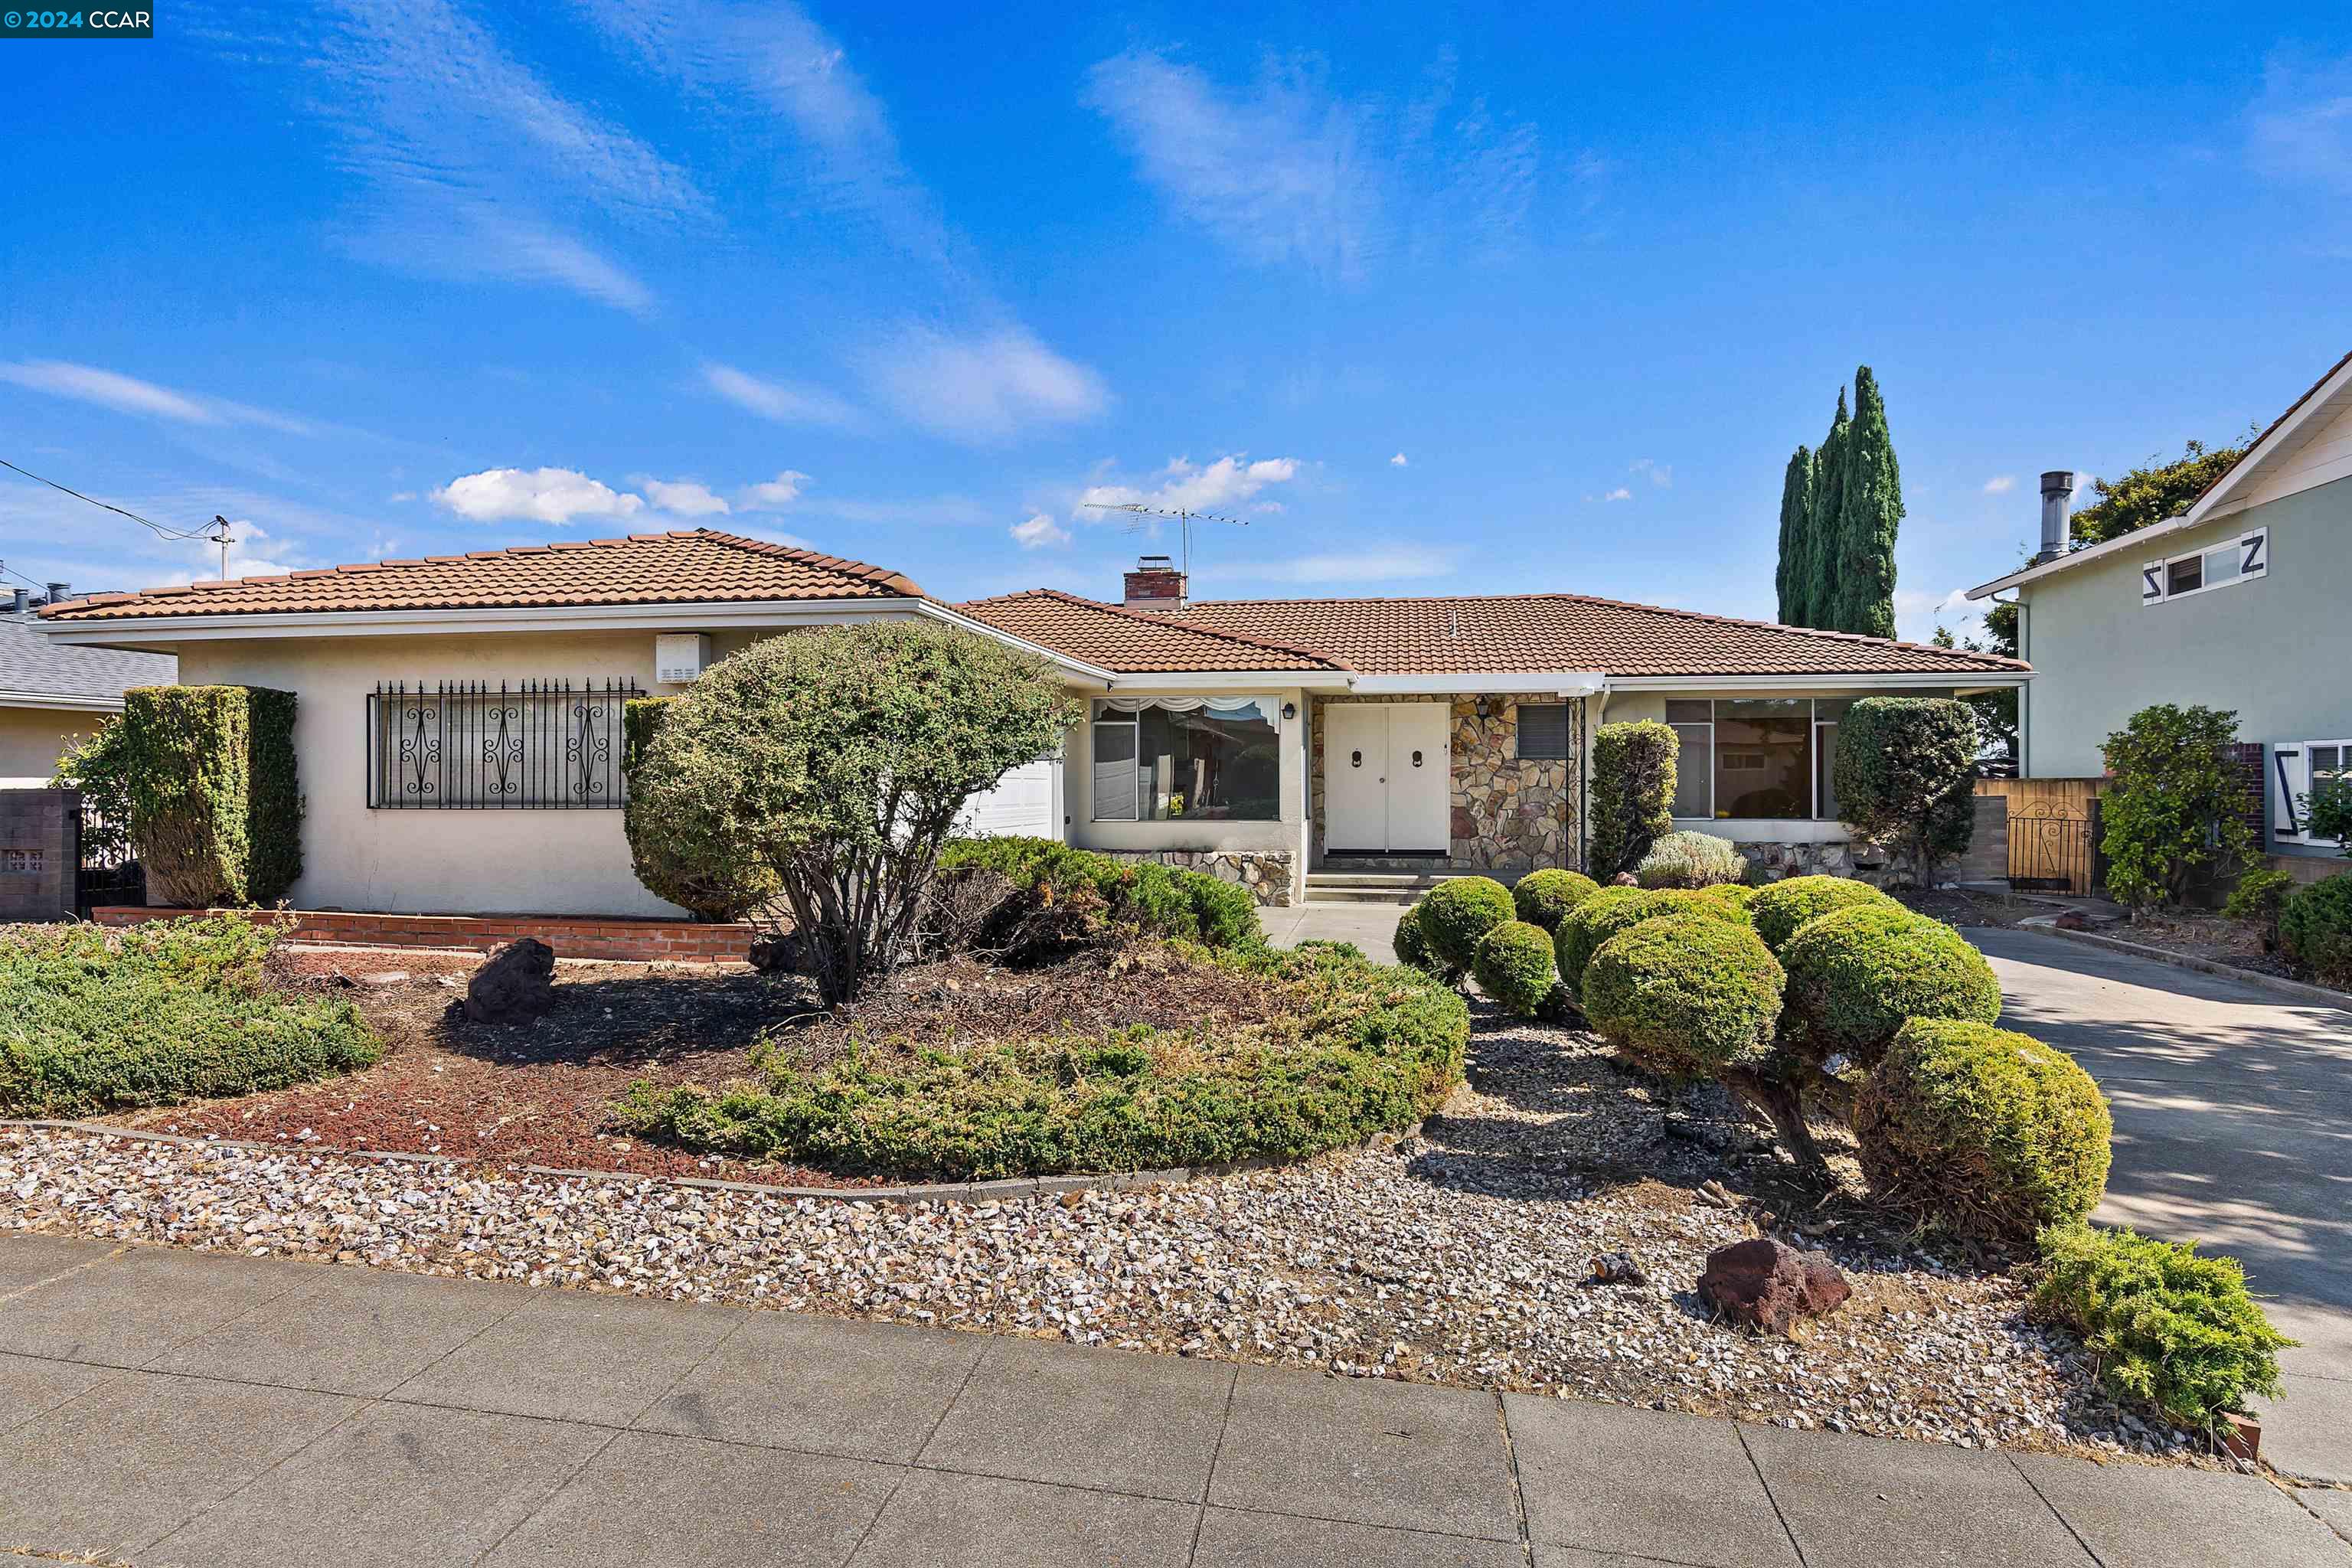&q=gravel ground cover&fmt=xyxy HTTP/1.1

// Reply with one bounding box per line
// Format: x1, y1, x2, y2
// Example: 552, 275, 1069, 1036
8, 1004, 2206, 1467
